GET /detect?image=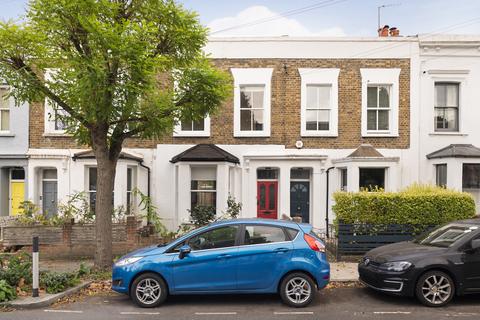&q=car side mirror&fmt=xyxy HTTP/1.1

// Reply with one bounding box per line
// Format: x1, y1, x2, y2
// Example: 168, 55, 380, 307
471, 239, 480, 251
179, 245, 191, 260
